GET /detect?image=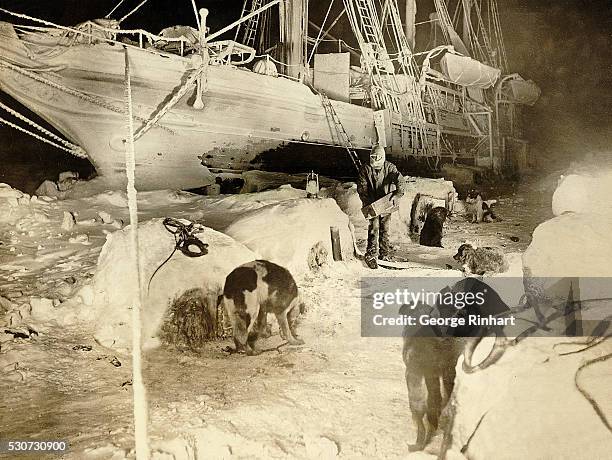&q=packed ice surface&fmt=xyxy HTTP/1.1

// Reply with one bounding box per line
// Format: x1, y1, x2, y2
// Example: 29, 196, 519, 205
1, 169, 587, 459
